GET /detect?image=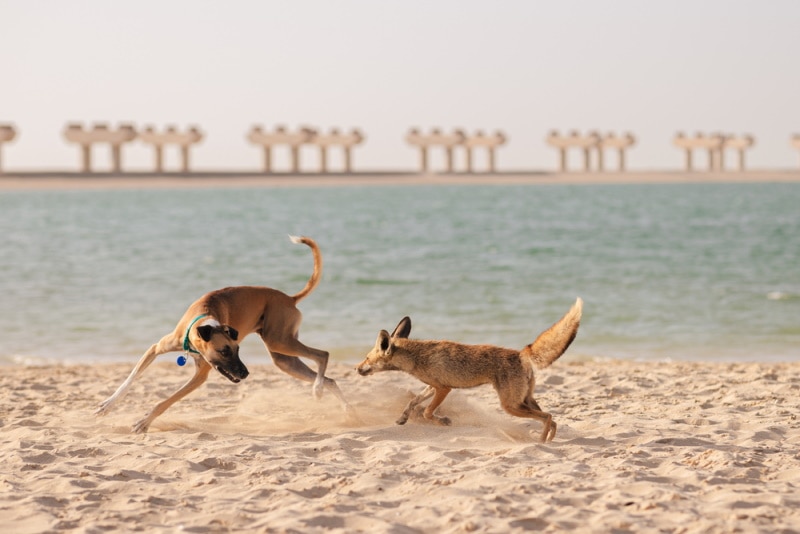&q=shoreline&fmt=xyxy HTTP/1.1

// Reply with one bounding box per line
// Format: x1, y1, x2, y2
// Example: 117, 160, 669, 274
2, 359, 799, 532
1, 169, 800, 191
